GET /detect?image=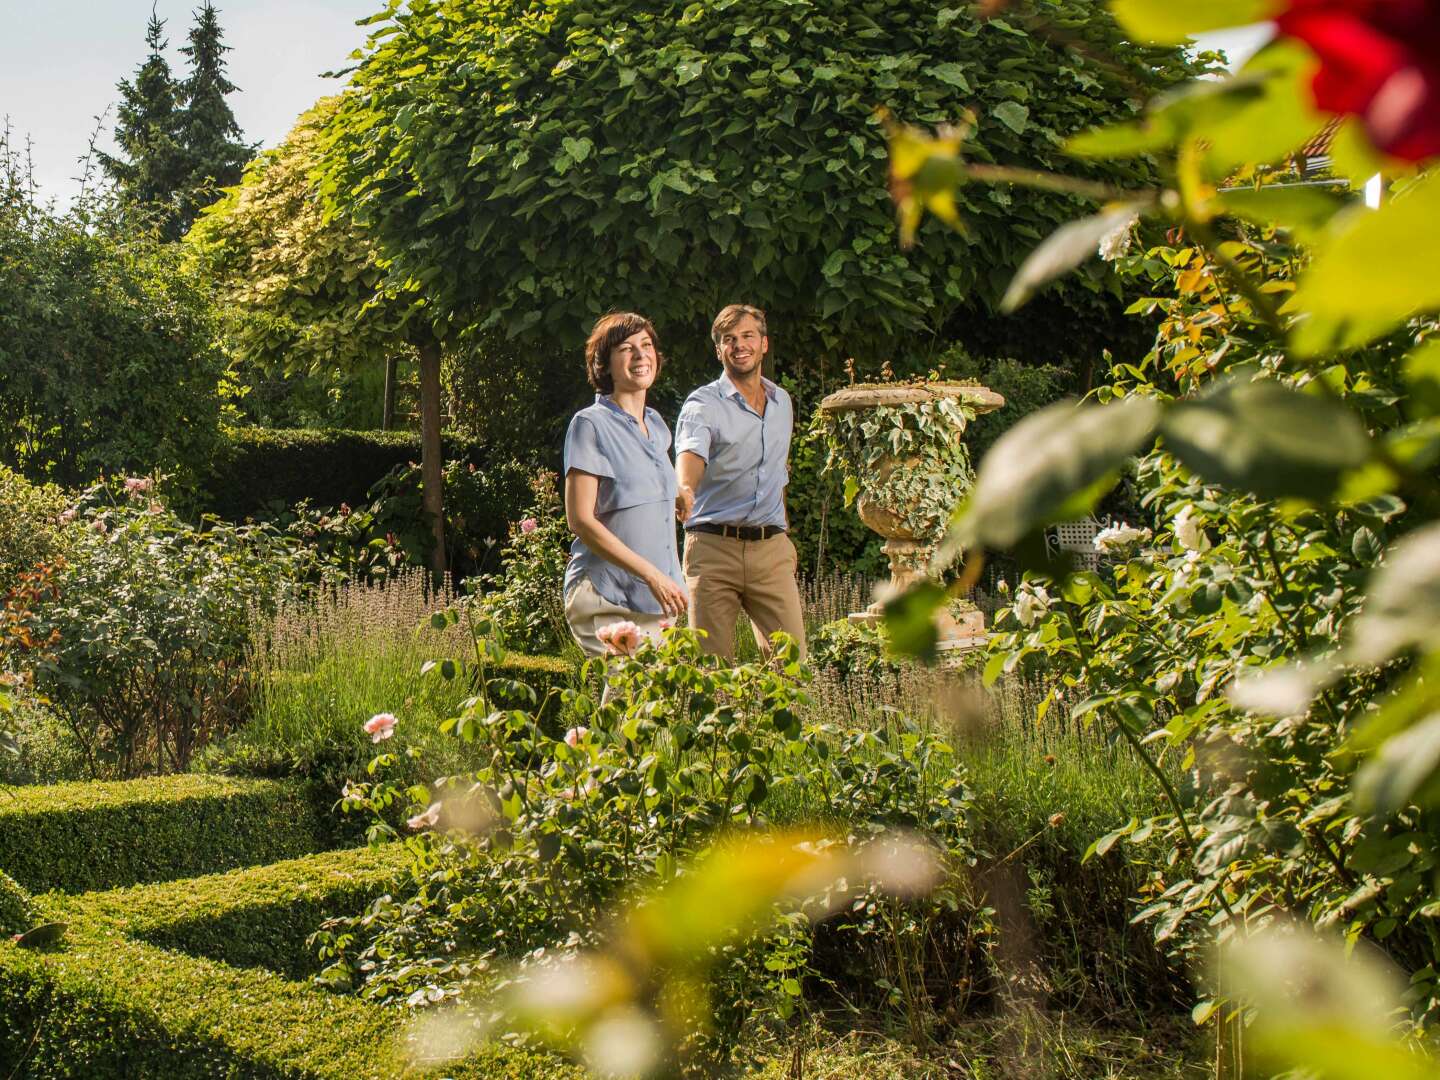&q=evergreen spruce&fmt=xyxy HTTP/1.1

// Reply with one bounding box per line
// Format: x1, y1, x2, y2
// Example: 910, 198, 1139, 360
177, 1, 252, 229
98, 8, 187, 237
